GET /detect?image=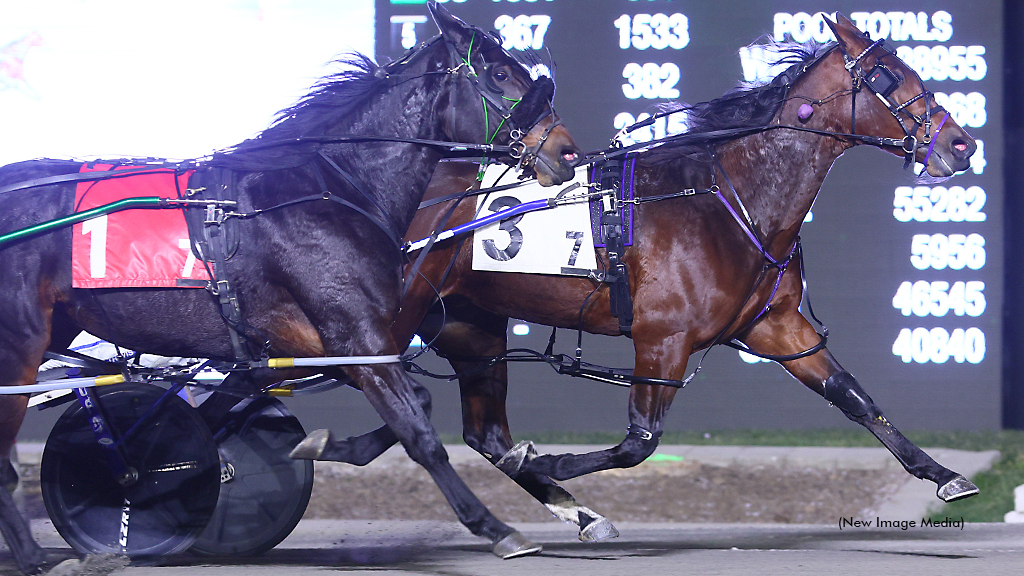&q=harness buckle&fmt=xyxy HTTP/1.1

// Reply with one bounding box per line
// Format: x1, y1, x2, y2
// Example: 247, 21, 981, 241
902, 135, 918, 155
447, 62, 470, 75
626, 424, 654, 441
204, 204, 225, 226
682, 188, 696, 196
508, 140, 526, 159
